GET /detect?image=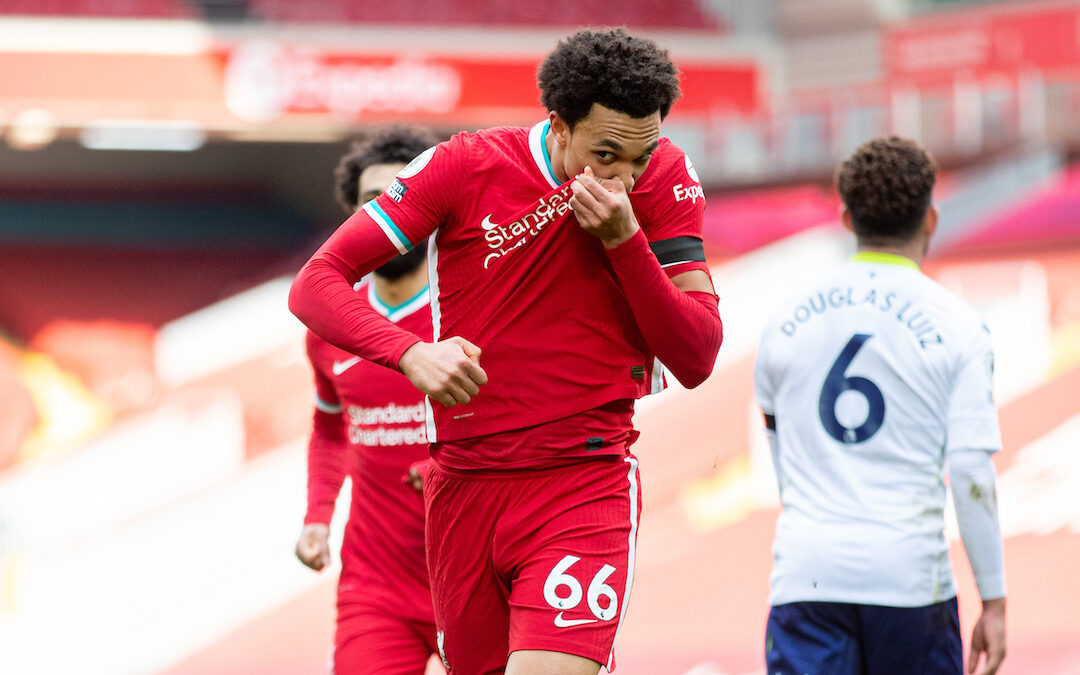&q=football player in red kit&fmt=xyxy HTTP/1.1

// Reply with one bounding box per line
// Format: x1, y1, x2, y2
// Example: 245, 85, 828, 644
291, 29, 723, 674
295, 124, 442, 674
